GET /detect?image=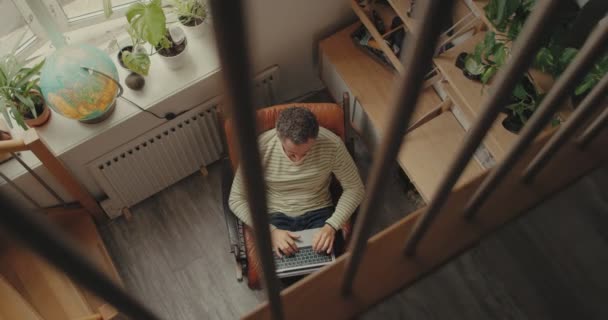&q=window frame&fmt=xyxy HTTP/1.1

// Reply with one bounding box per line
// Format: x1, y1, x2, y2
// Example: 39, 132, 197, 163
41, 0, 136, 31
5, 0, 48, 59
